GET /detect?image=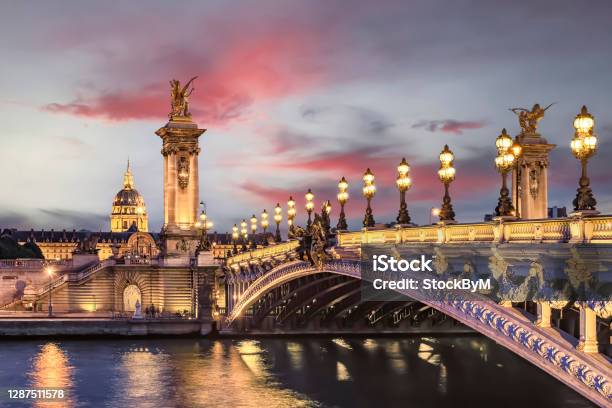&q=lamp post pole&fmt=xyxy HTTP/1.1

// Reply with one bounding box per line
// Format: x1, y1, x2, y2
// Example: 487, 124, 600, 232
274, 203, 282, 243
240, 220, 248, 252
494, 129, 517, 218
396, 158, 412, 225
250, 215, 257, 249
362, 168, 376, 227
336, 177, 349, 231
571, 106, 598, 214
305, 189, 314, 228
287, 197, 296, 237
231, 224, 238, 255
260, 210, 269, 246
197, 202, 213, 251
510, 137, 523, 218
437, 145, 456, 223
